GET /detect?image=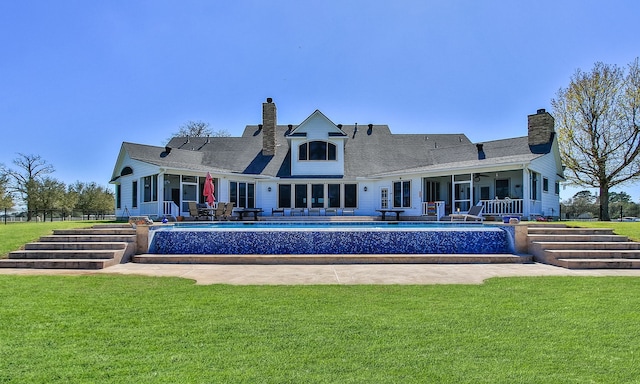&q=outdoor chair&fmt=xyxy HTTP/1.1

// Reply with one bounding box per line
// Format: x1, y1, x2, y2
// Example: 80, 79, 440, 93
213, 203, 226, 220
188, 202, 208, 221
324, 208, 338, 216
308, 208, 321, 216
449, 203, 484, 221
222, 202, 235, 220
